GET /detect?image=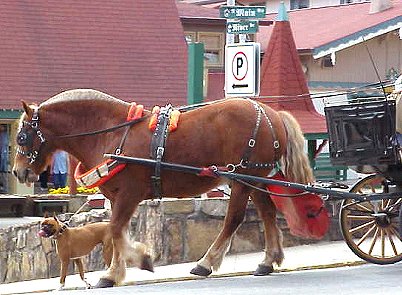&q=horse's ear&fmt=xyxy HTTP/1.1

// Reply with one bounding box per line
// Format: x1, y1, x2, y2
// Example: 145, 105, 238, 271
53, 213, 59, 222
43, 211, 49, 218
21, 101, 33, 116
